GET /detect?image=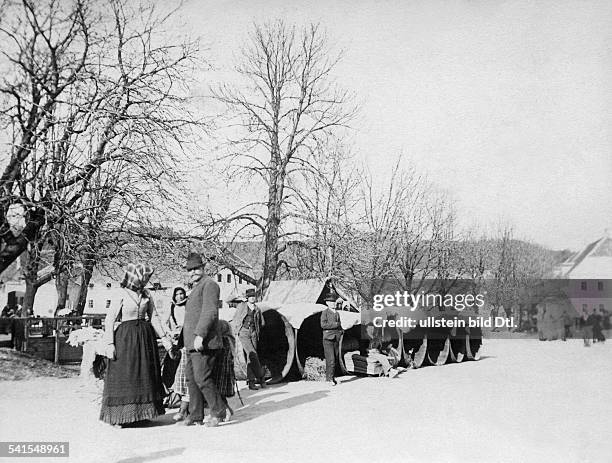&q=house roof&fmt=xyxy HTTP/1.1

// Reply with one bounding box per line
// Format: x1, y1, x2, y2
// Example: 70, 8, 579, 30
562, 232, 612, 278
